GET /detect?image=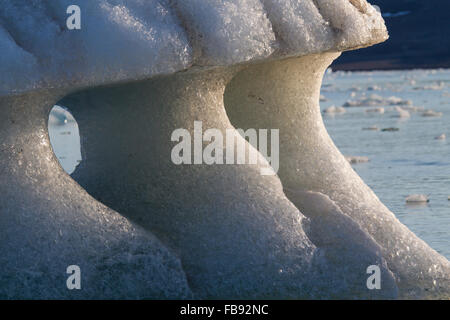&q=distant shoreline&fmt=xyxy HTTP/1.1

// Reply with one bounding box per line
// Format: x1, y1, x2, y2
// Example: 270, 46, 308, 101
332, 60, 450, 72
